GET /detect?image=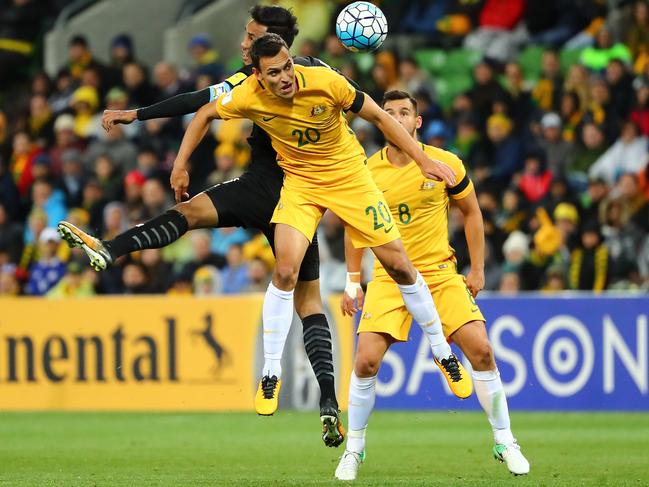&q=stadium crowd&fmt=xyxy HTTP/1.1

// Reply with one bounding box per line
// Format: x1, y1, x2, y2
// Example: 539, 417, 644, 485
1, 0, 649, 297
